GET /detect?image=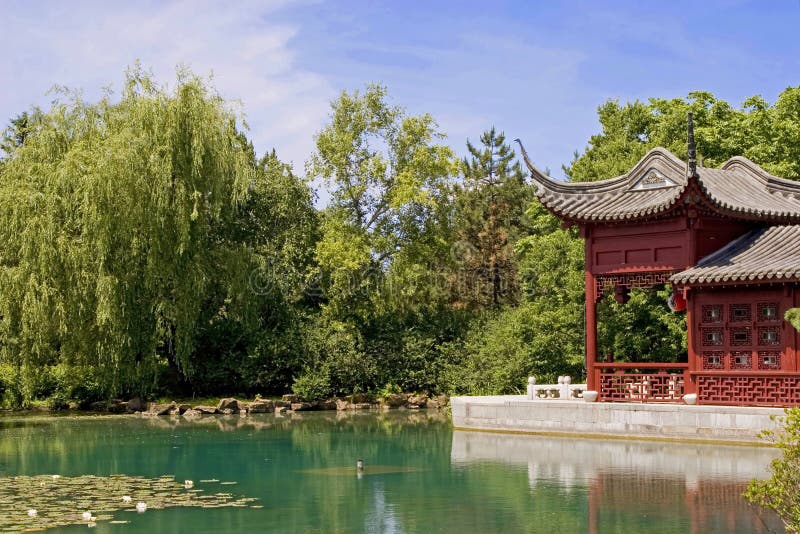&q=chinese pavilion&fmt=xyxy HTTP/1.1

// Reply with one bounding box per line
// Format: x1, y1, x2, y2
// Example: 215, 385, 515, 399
517, 114, 800, 407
